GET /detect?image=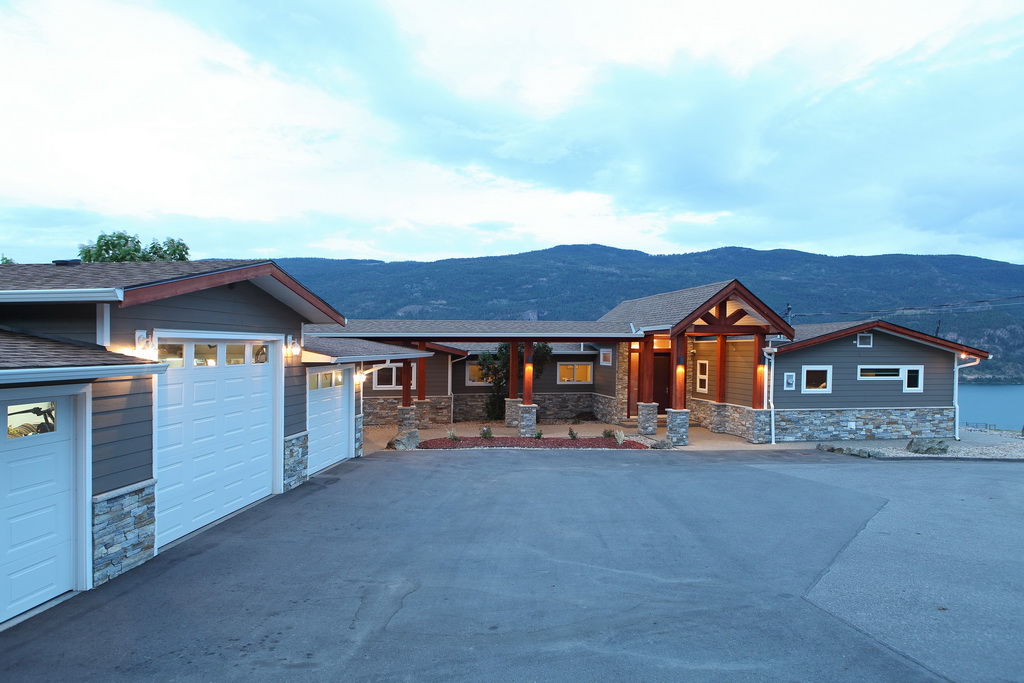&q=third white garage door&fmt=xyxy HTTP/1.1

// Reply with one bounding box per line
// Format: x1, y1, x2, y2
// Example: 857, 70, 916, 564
306, 368, 353, 475
155, 341, 275, 548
